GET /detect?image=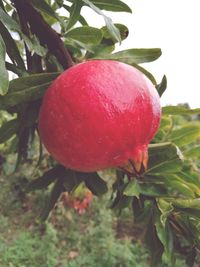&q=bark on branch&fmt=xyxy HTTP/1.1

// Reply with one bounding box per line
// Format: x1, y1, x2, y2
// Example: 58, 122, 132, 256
12, 0, 74, 69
